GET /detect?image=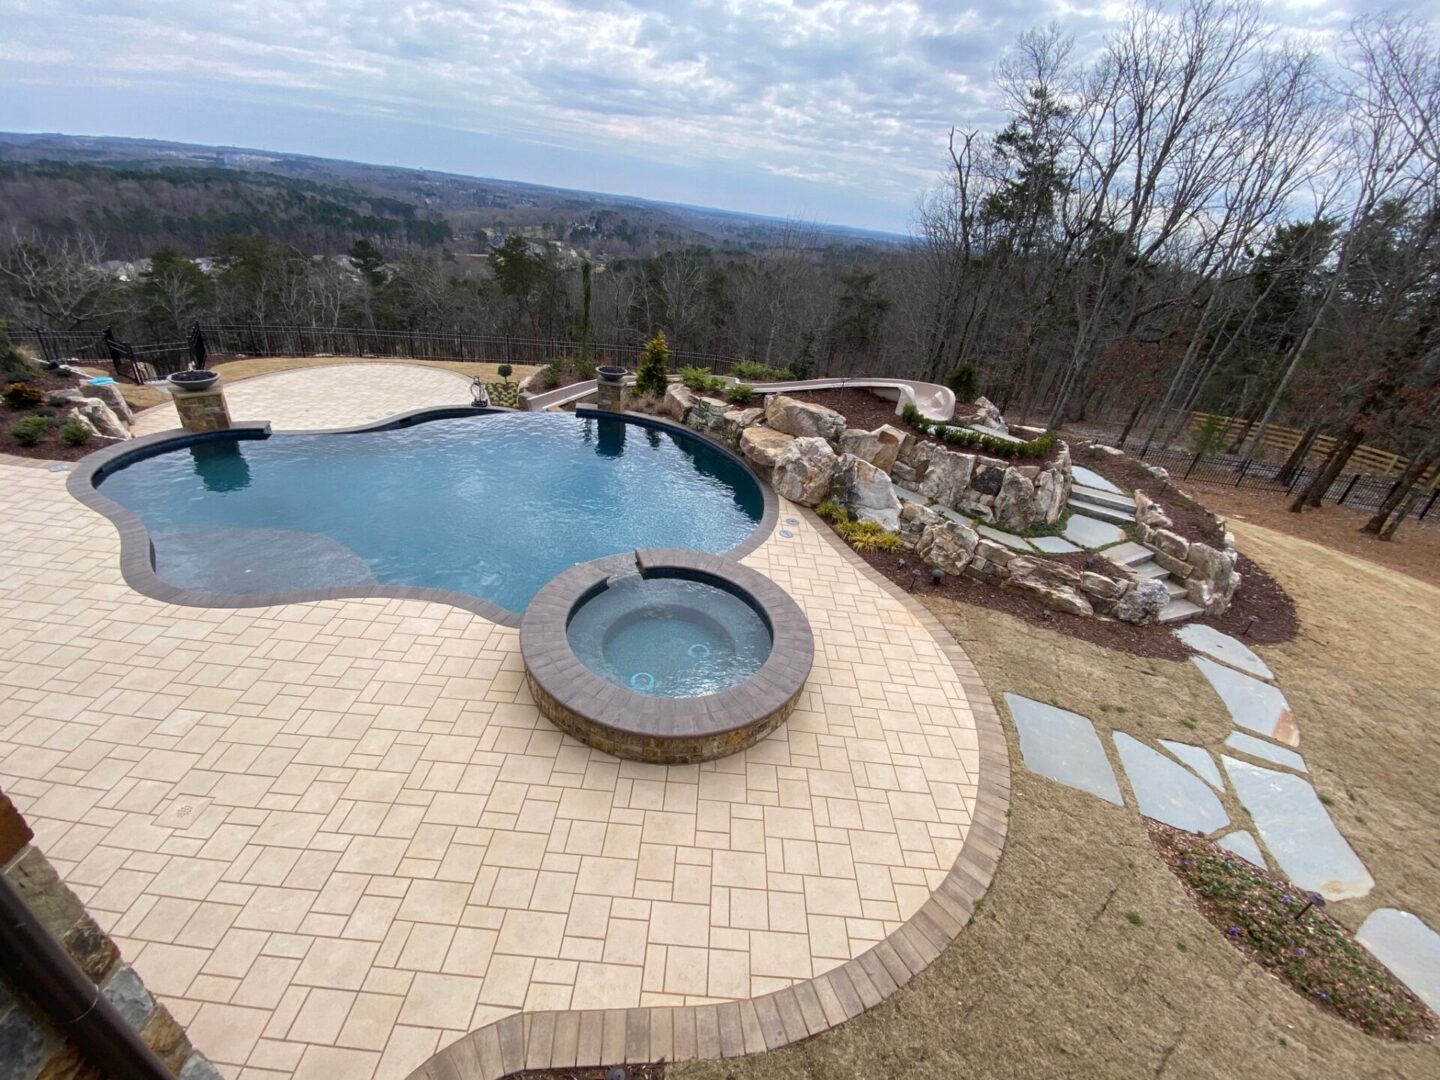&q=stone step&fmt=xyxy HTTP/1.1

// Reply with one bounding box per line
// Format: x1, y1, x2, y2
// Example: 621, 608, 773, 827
1070, 484, 1136, 511
1066, 497, 1133, 525
1159, 597, 1204, 623
1132, 561, 1171, 581
1164, 578, 1188, 599
1099, 540, 1155, 566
